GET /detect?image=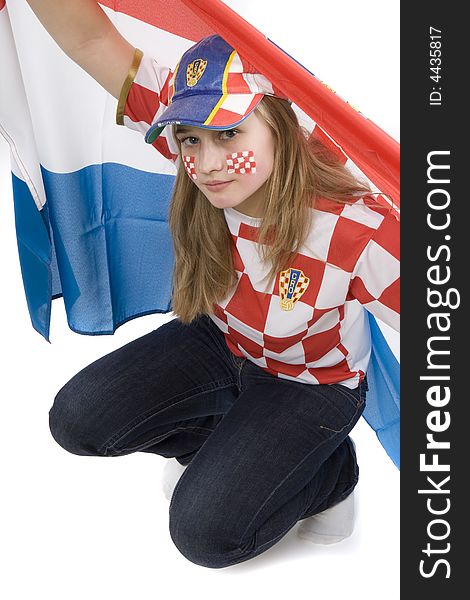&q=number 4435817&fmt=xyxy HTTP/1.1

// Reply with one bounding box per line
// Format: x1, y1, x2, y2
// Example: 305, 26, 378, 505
429, 26, 441, 83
